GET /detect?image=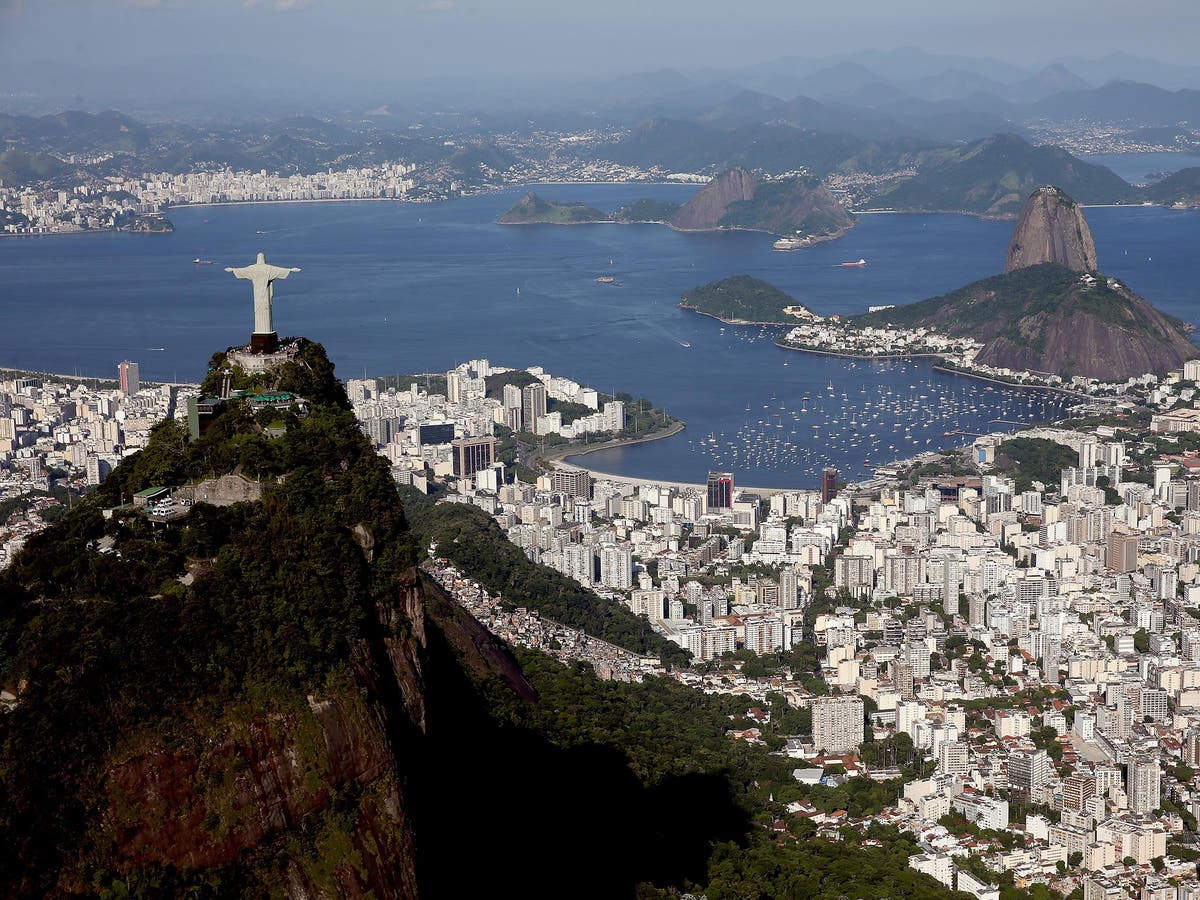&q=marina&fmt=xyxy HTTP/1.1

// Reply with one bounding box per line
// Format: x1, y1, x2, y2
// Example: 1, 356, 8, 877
676, 359, 1079, 480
